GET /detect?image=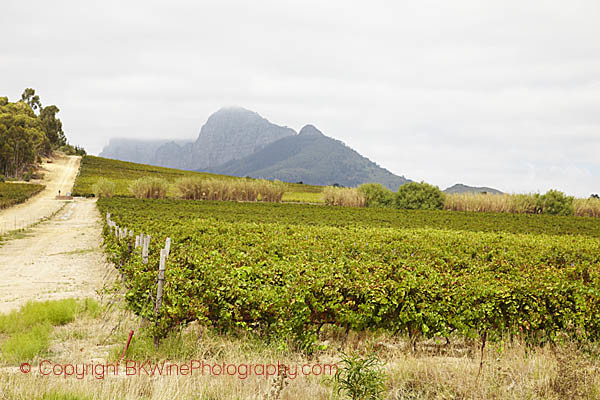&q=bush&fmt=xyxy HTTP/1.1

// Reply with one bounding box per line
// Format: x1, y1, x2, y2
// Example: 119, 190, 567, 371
323, 186, 366, 207
395, 181, 445, 210
0, 174, 5, 183
129, 177, 168, 199
60, 144, 87, 156
358, 183, 394, 208
24, 172, 31, 182
537, 189, 574, 216
92, 178, 115, 198
333, 352, 387, 400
